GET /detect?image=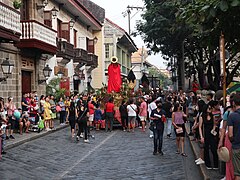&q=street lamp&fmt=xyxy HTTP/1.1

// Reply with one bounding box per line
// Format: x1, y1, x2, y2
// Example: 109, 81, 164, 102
69, 19, 75, 29
1, 58, 14, 75
51, 6, 58, 18
43, 64, 52, 79
0, 58, 14, 82
88, 75, 92, 83
38, 64, 52, 84
57, 70, 64, 79
73, 73, 79, 81
87, 75, 92, 93
93, 37, 98, 44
